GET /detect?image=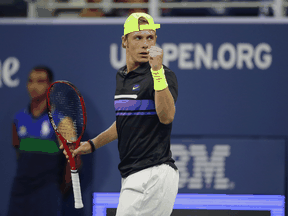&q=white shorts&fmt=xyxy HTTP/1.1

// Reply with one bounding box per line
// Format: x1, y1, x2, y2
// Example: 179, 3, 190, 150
116, 164, 179, 216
